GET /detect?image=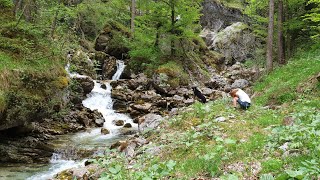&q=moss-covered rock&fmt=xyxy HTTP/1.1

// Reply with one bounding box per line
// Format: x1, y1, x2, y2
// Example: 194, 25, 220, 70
94, 20, 131, 59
